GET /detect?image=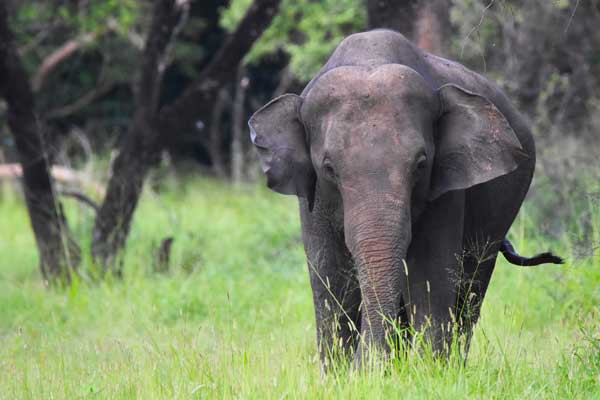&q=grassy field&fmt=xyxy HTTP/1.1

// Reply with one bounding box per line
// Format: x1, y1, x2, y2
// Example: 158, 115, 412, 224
1, 177, 599, 399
